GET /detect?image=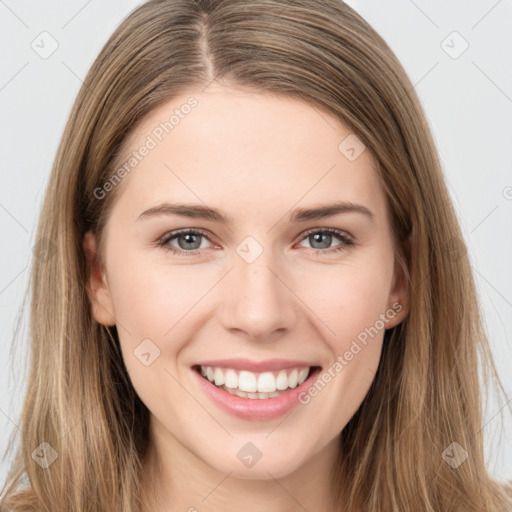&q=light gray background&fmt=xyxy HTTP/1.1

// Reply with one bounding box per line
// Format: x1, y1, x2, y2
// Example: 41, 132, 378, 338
1, 0, 511, 487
